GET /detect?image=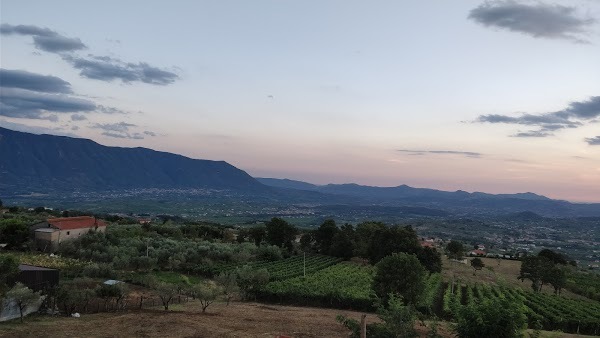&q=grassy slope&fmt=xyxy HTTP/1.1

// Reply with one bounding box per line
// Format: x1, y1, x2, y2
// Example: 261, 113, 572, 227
441, 256, 588, 300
